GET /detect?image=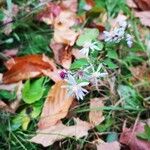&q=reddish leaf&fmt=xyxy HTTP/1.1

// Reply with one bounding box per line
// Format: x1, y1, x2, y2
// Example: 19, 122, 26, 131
37, 2, 61, 24
120, 122, 150, 150
3, 48, 18, 57
5, 54, 53, 70
38, 81, 74, 129
134, 0, 150, 11
3, 55, 55, 83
